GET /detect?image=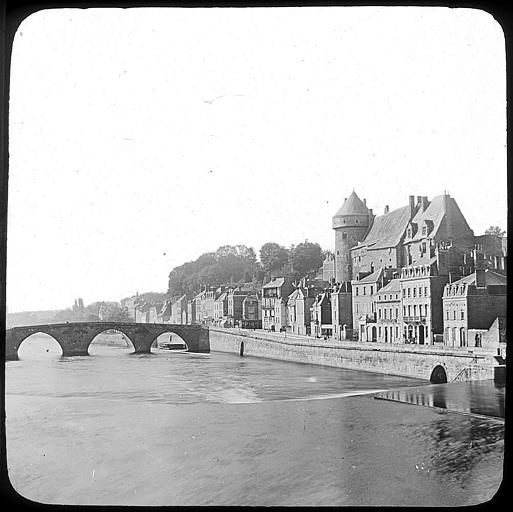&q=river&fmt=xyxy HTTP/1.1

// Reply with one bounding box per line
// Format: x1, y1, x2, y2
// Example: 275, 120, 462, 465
4, 333, 504, 506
